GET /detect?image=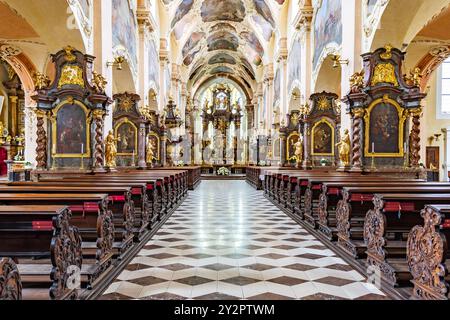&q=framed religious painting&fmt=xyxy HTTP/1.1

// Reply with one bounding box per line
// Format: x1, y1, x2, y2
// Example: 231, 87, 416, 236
364, 95, 406, 157
114, 118, 137, 156
426, 146, 439, 170
286, 132, 299, 161
52, 98, 91, 158
311, 118, 334, 156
